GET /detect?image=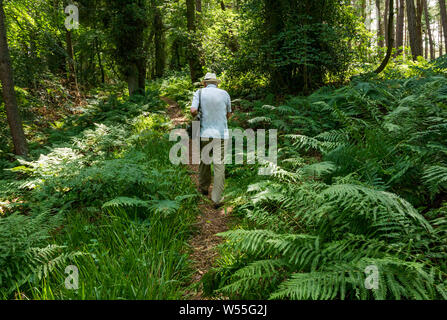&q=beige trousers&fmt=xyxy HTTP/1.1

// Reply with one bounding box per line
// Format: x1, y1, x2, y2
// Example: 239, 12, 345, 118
199, 138, 226, 204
